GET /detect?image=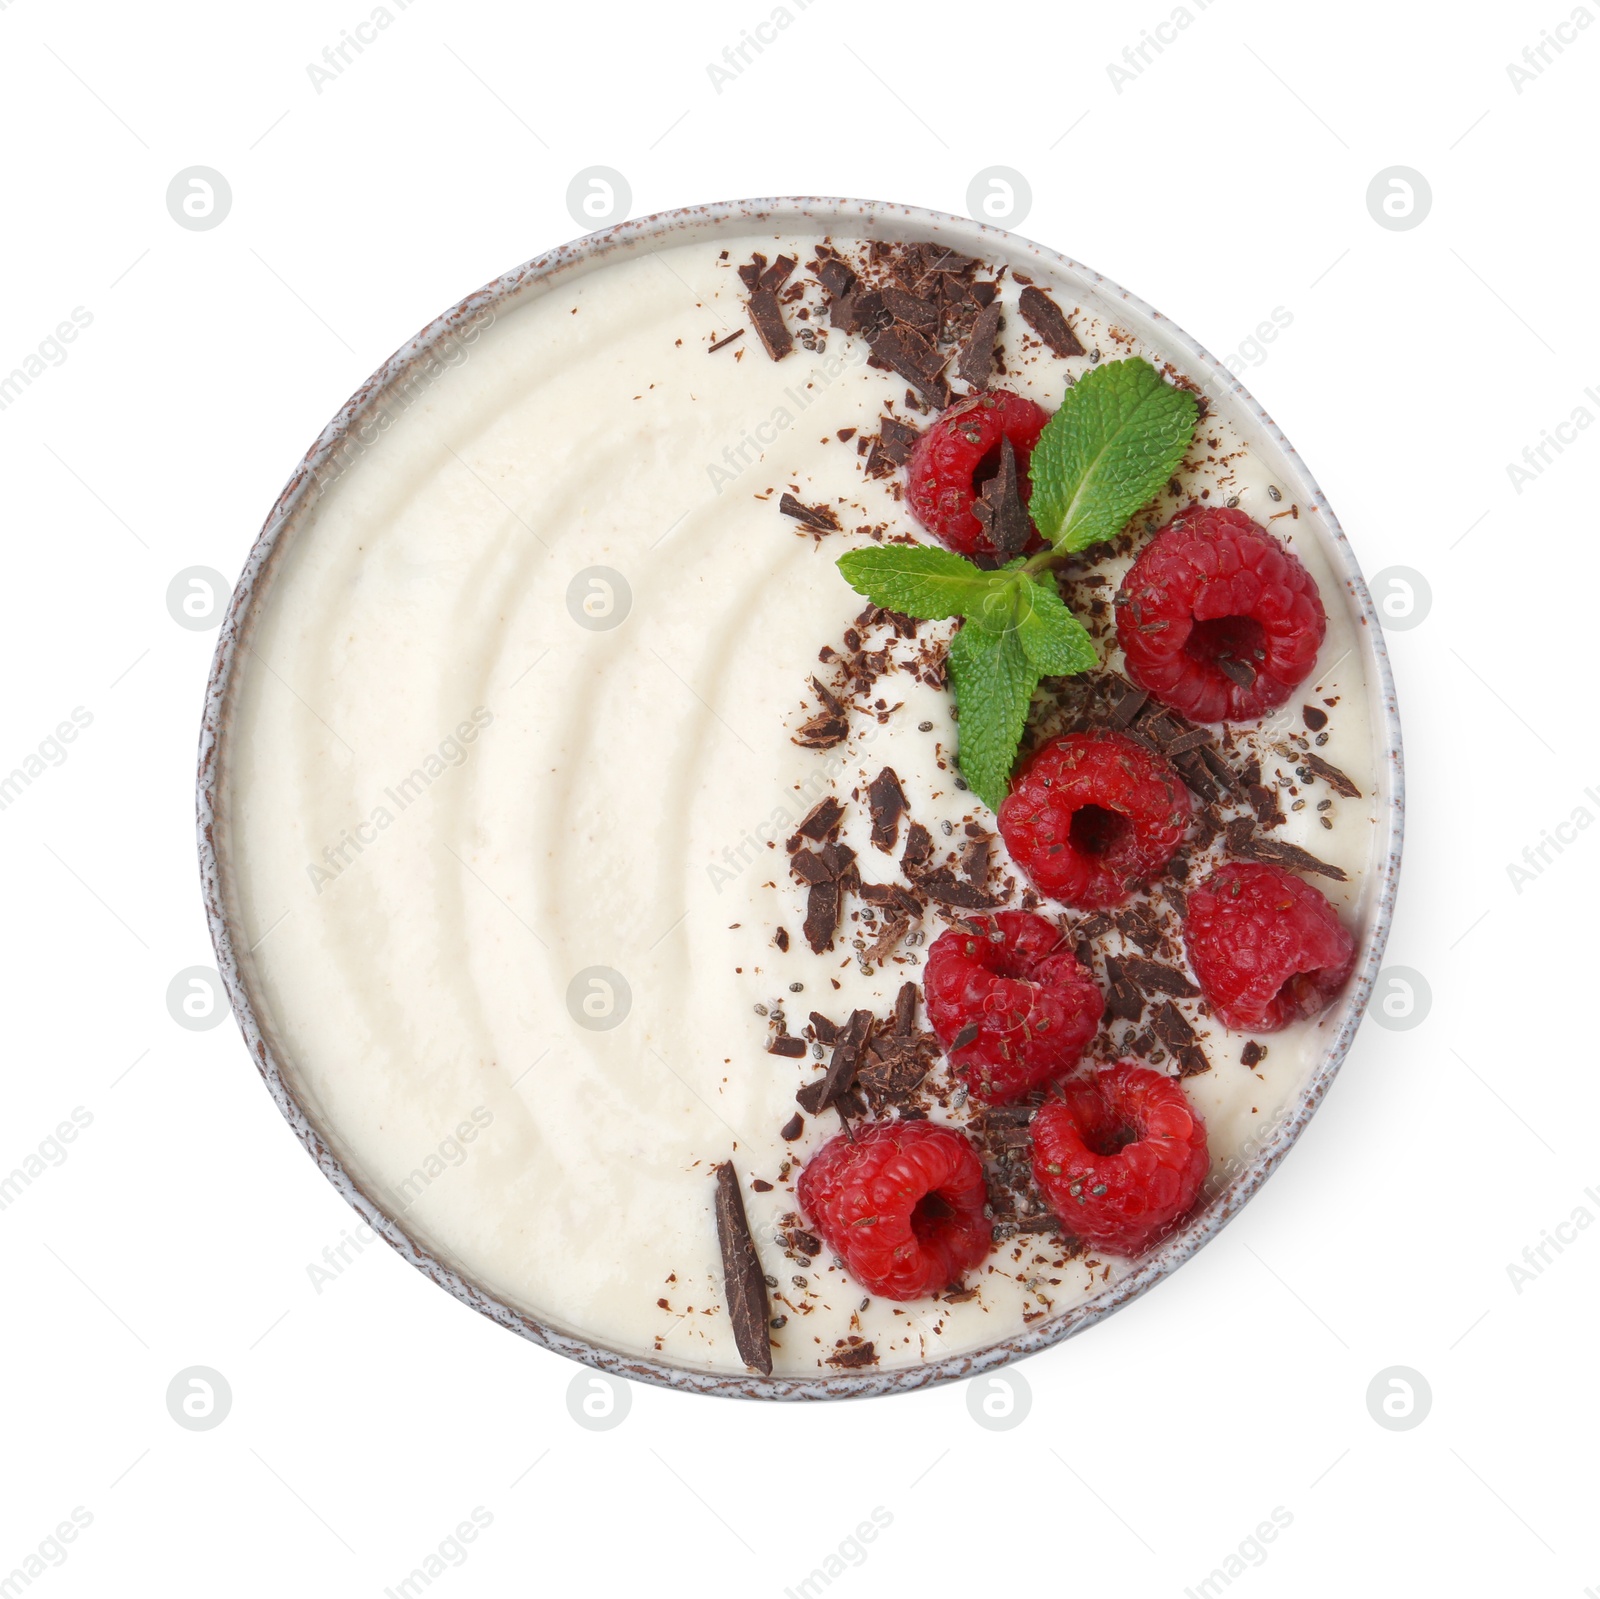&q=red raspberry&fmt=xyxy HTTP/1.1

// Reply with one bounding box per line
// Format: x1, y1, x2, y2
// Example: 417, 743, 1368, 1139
1183, 861, 1357, 1032
998, 730, 1191, 909
1115, 506, 1327, 723
1030, 1062, 1209, 1254
905, 390, 1051, 559
796, 1120, 992, 1301
924, 911, 1104, 1104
